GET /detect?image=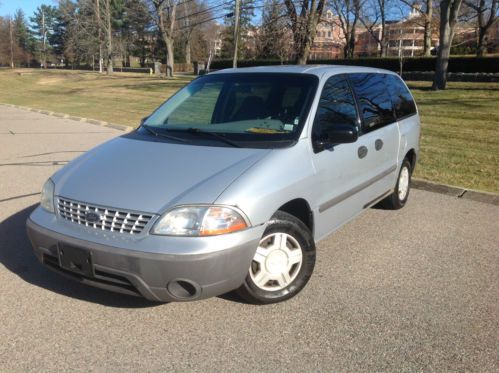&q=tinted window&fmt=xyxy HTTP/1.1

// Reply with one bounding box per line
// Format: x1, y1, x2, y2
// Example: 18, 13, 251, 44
168, 81, 223, 125
349, 73, 395, 132
143, 73, 318, 148
313, 75, 358, 142
386, 75, 417, 119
